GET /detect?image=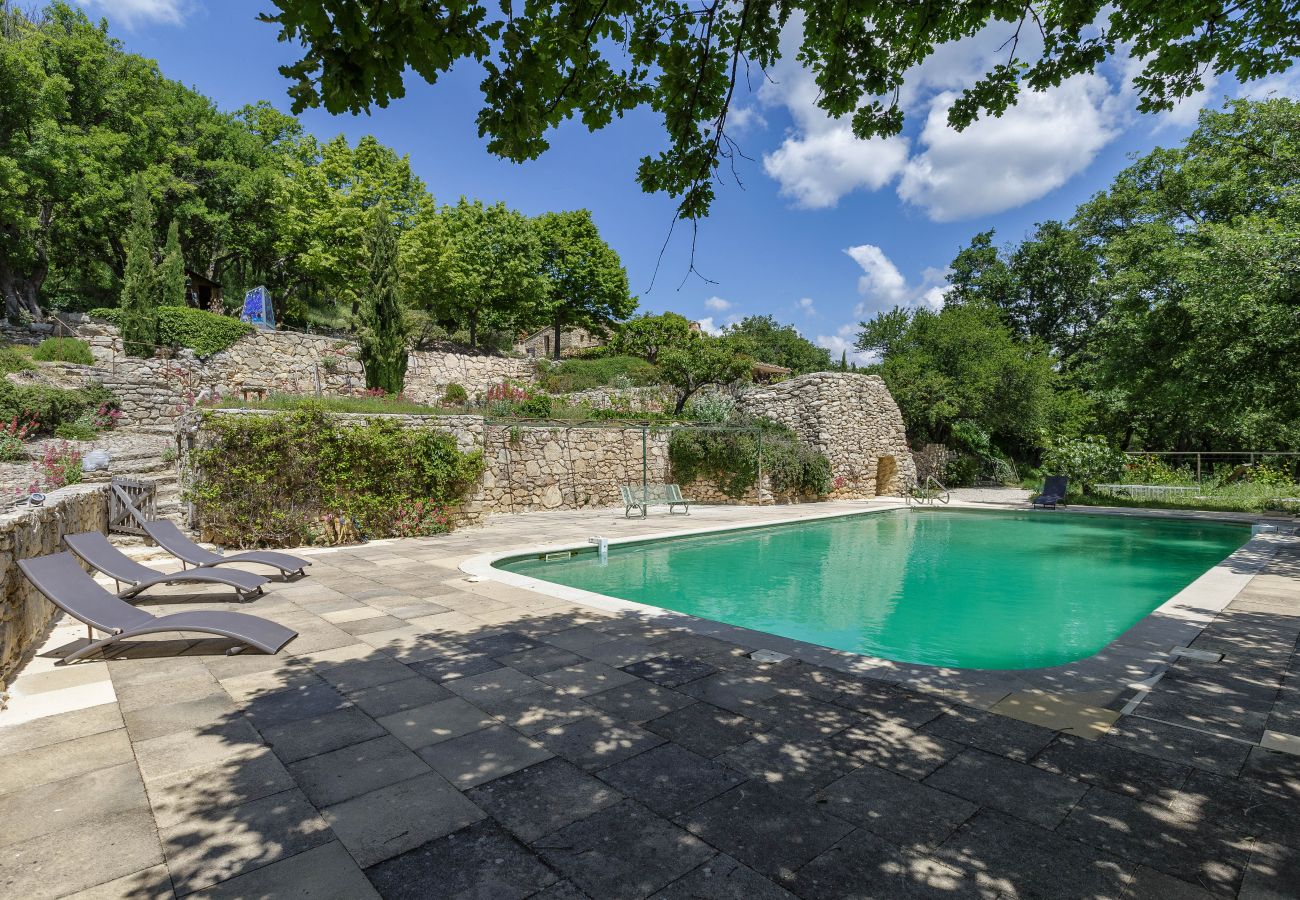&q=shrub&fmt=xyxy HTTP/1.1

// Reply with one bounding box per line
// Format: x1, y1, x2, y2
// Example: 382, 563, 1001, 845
35, 441, 83, 489
685, 393, 734, 424
0, 381, 115, 436
32, 337, 94, 365
0, 414, 38, 461
54, 416, 98, 441
441, 383, 468, 405
0, 345, 35, 374
186, 407, 485, 547
541, 355, 660, 393
669, 418, 830, 498
1040, 436, 1125, 492
1121, 454, 1195, 486
157, 306, 254, 356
